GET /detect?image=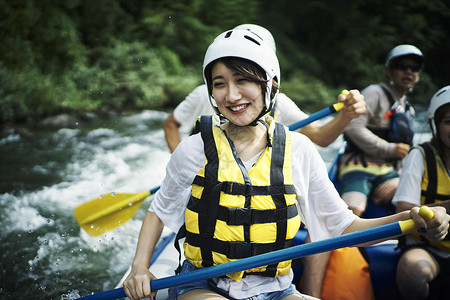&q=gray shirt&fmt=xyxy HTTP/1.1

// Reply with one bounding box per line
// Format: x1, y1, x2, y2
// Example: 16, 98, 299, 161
341, 83, 412, 168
